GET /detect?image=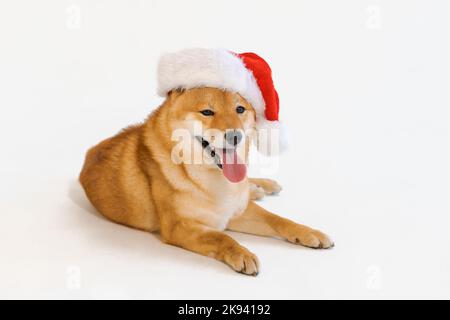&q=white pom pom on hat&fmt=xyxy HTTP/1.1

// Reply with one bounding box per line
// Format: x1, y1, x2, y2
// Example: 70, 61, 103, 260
157, 48, 288, 156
